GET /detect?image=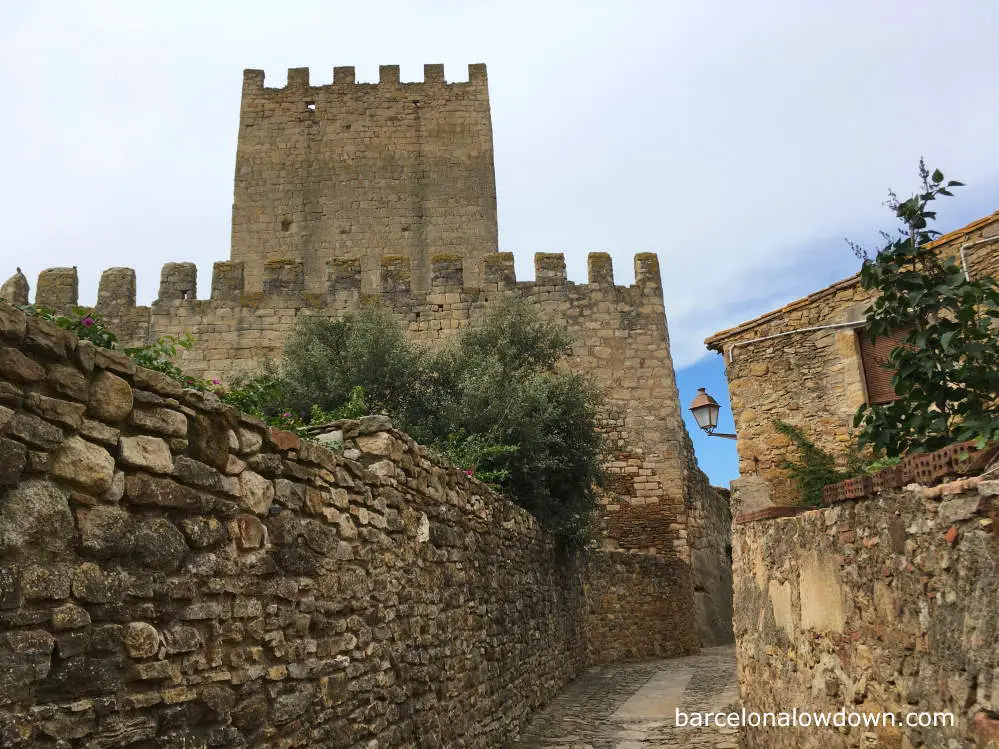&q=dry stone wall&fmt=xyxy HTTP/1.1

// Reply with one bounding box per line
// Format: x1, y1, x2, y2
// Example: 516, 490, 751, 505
687, 466, 734, 647
15, 251, 701, 564
0, 301, 697, 748
733, 475, 999, 749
